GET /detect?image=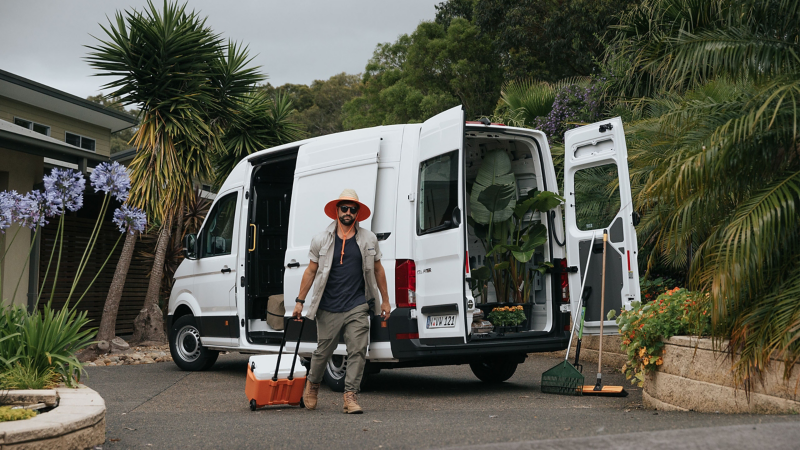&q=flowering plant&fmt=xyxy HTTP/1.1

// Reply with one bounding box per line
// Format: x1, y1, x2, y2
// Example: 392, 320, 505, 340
608, 287, 711, 387
487, 305, 526, 327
